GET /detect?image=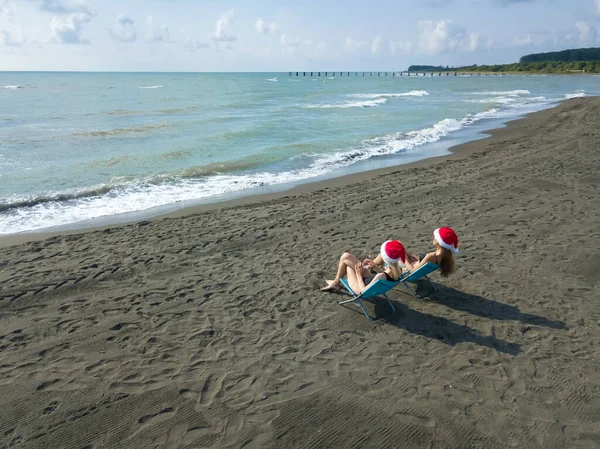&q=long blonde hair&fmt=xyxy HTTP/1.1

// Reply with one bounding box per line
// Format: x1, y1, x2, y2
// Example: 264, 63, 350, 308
385, 261, 401, 281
